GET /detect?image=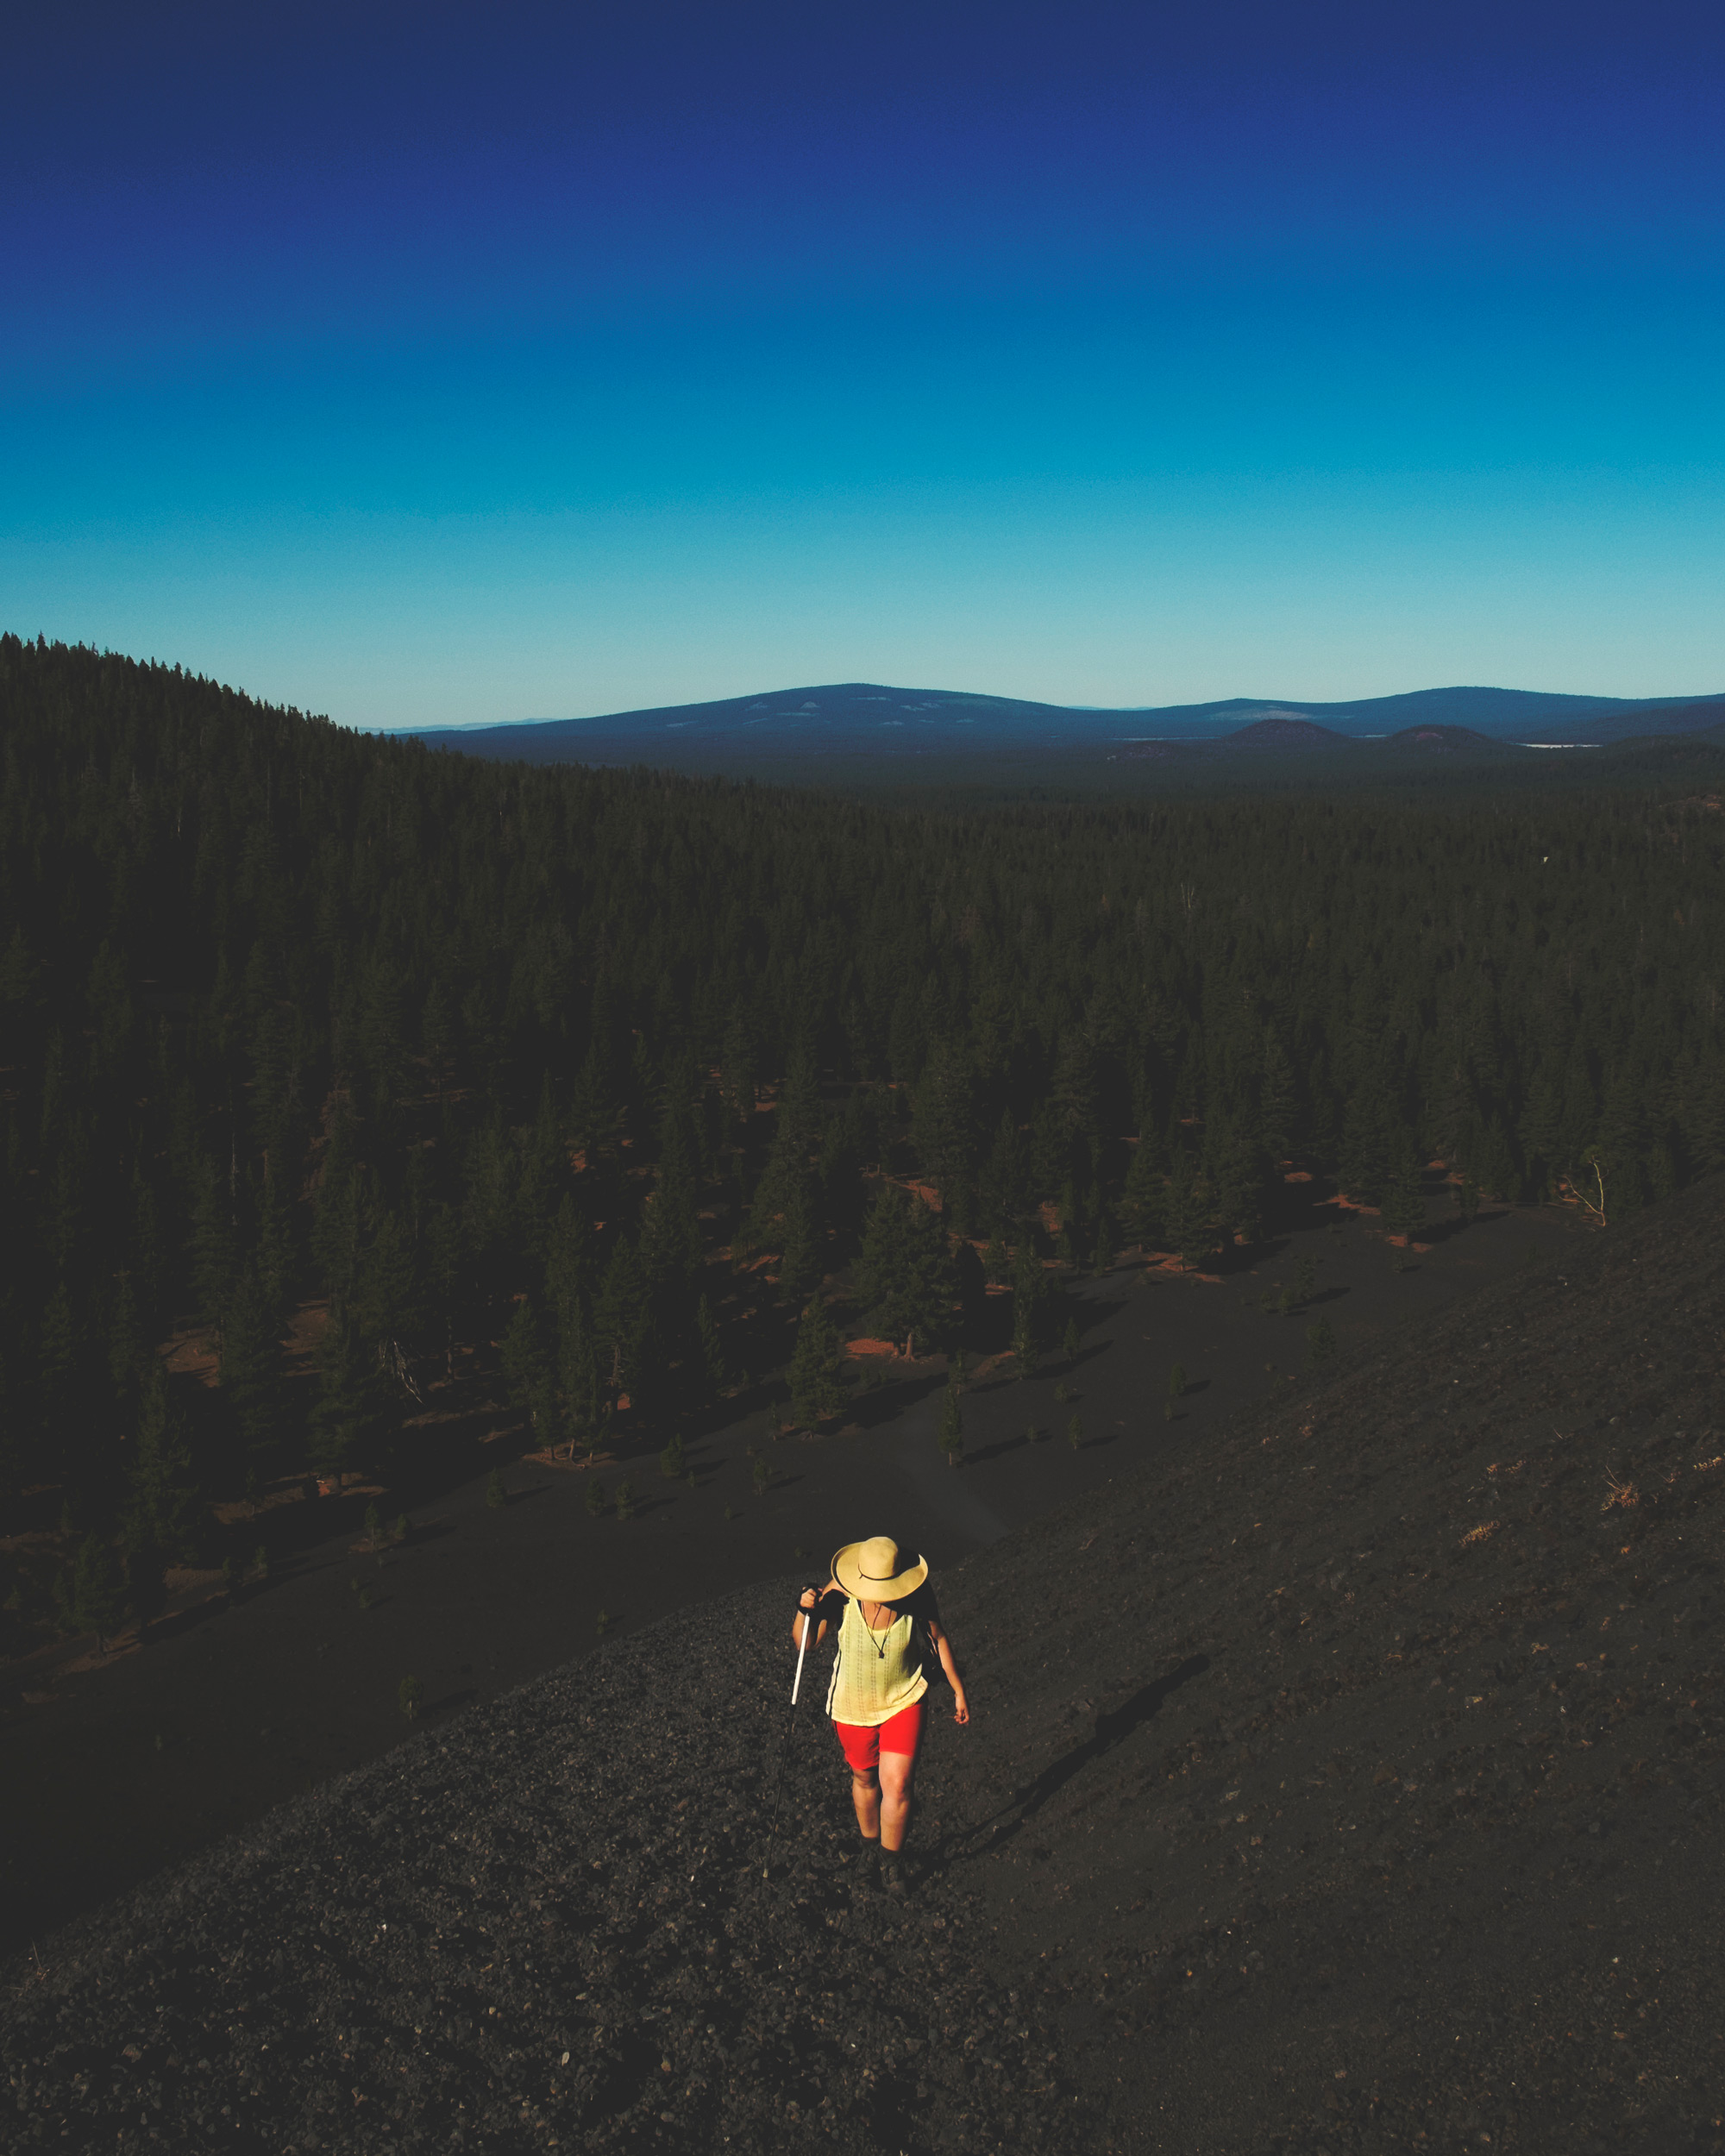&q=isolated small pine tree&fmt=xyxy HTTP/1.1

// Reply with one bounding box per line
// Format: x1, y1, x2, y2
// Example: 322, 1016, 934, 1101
1012, 1244, 1048, 1376
586, 1477, 606, 1517
1064, 1413, 1083, 1453
659, 1431, 686, 1478
1062, 1316, 1081, 1363
398, 1675, 423, 1721
1167, 1362, 1187, 1403
752, 1454, 772, 1497
485, 1468, 506, 1509
1305, 1318, 1337, 1365
938, 1375, 964, 1468
614, 1479, 635, 1520
363, 1501, 381, 1551
694, 1294, 727, 1401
